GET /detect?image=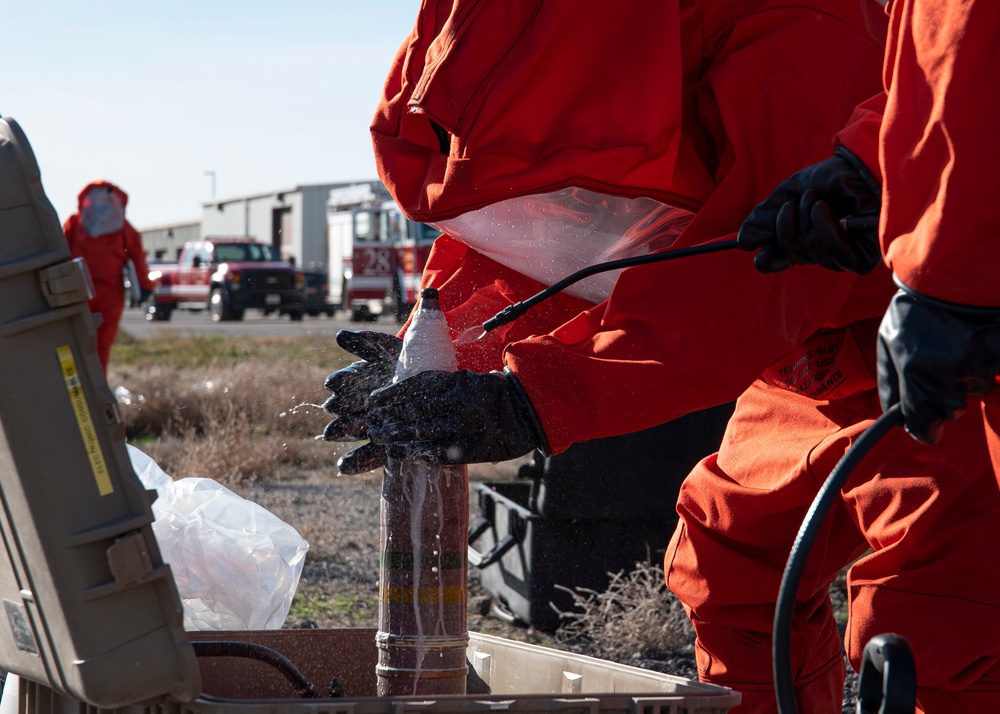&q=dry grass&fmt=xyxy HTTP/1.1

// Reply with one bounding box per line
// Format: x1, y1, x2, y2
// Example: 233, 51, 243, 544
553, 559, 695, 664
108, 331, 535, 487
109, 332, 354, 485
